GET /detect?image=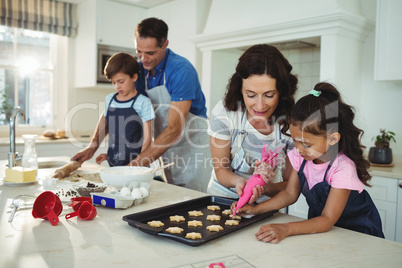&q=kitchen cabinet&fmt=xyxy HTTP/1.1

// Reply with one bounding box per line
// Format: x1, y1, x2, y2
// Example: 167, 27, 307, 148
365, 176, 397, 241
374, 0, 402, 80
287, 194, 308, 219
74, 0, 145, 88
288, 175, 400, 241
396, 179, 402, 243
